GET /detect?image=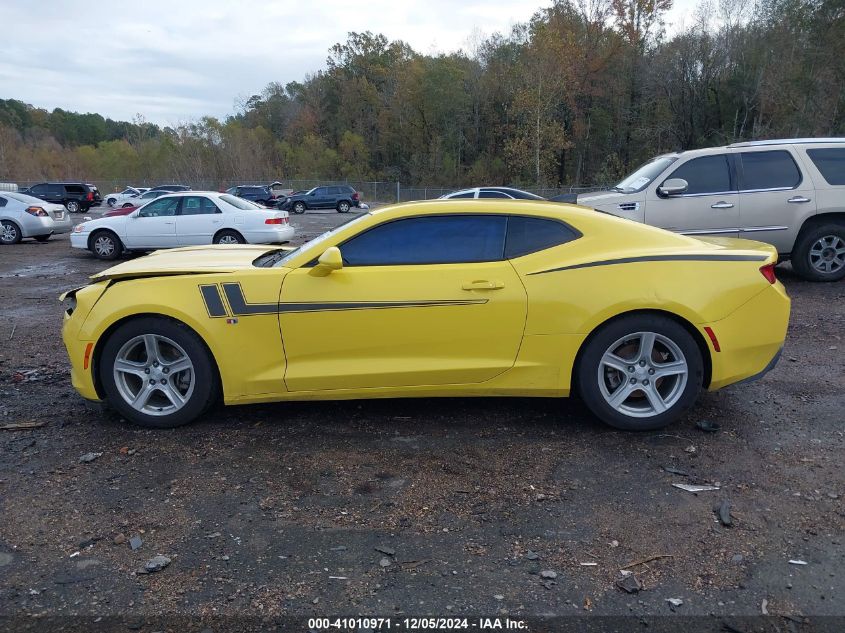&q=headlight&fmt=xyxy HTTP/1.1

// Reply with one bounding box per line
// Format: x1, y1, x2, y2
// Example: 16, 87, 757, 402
73, 224, 86, 233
